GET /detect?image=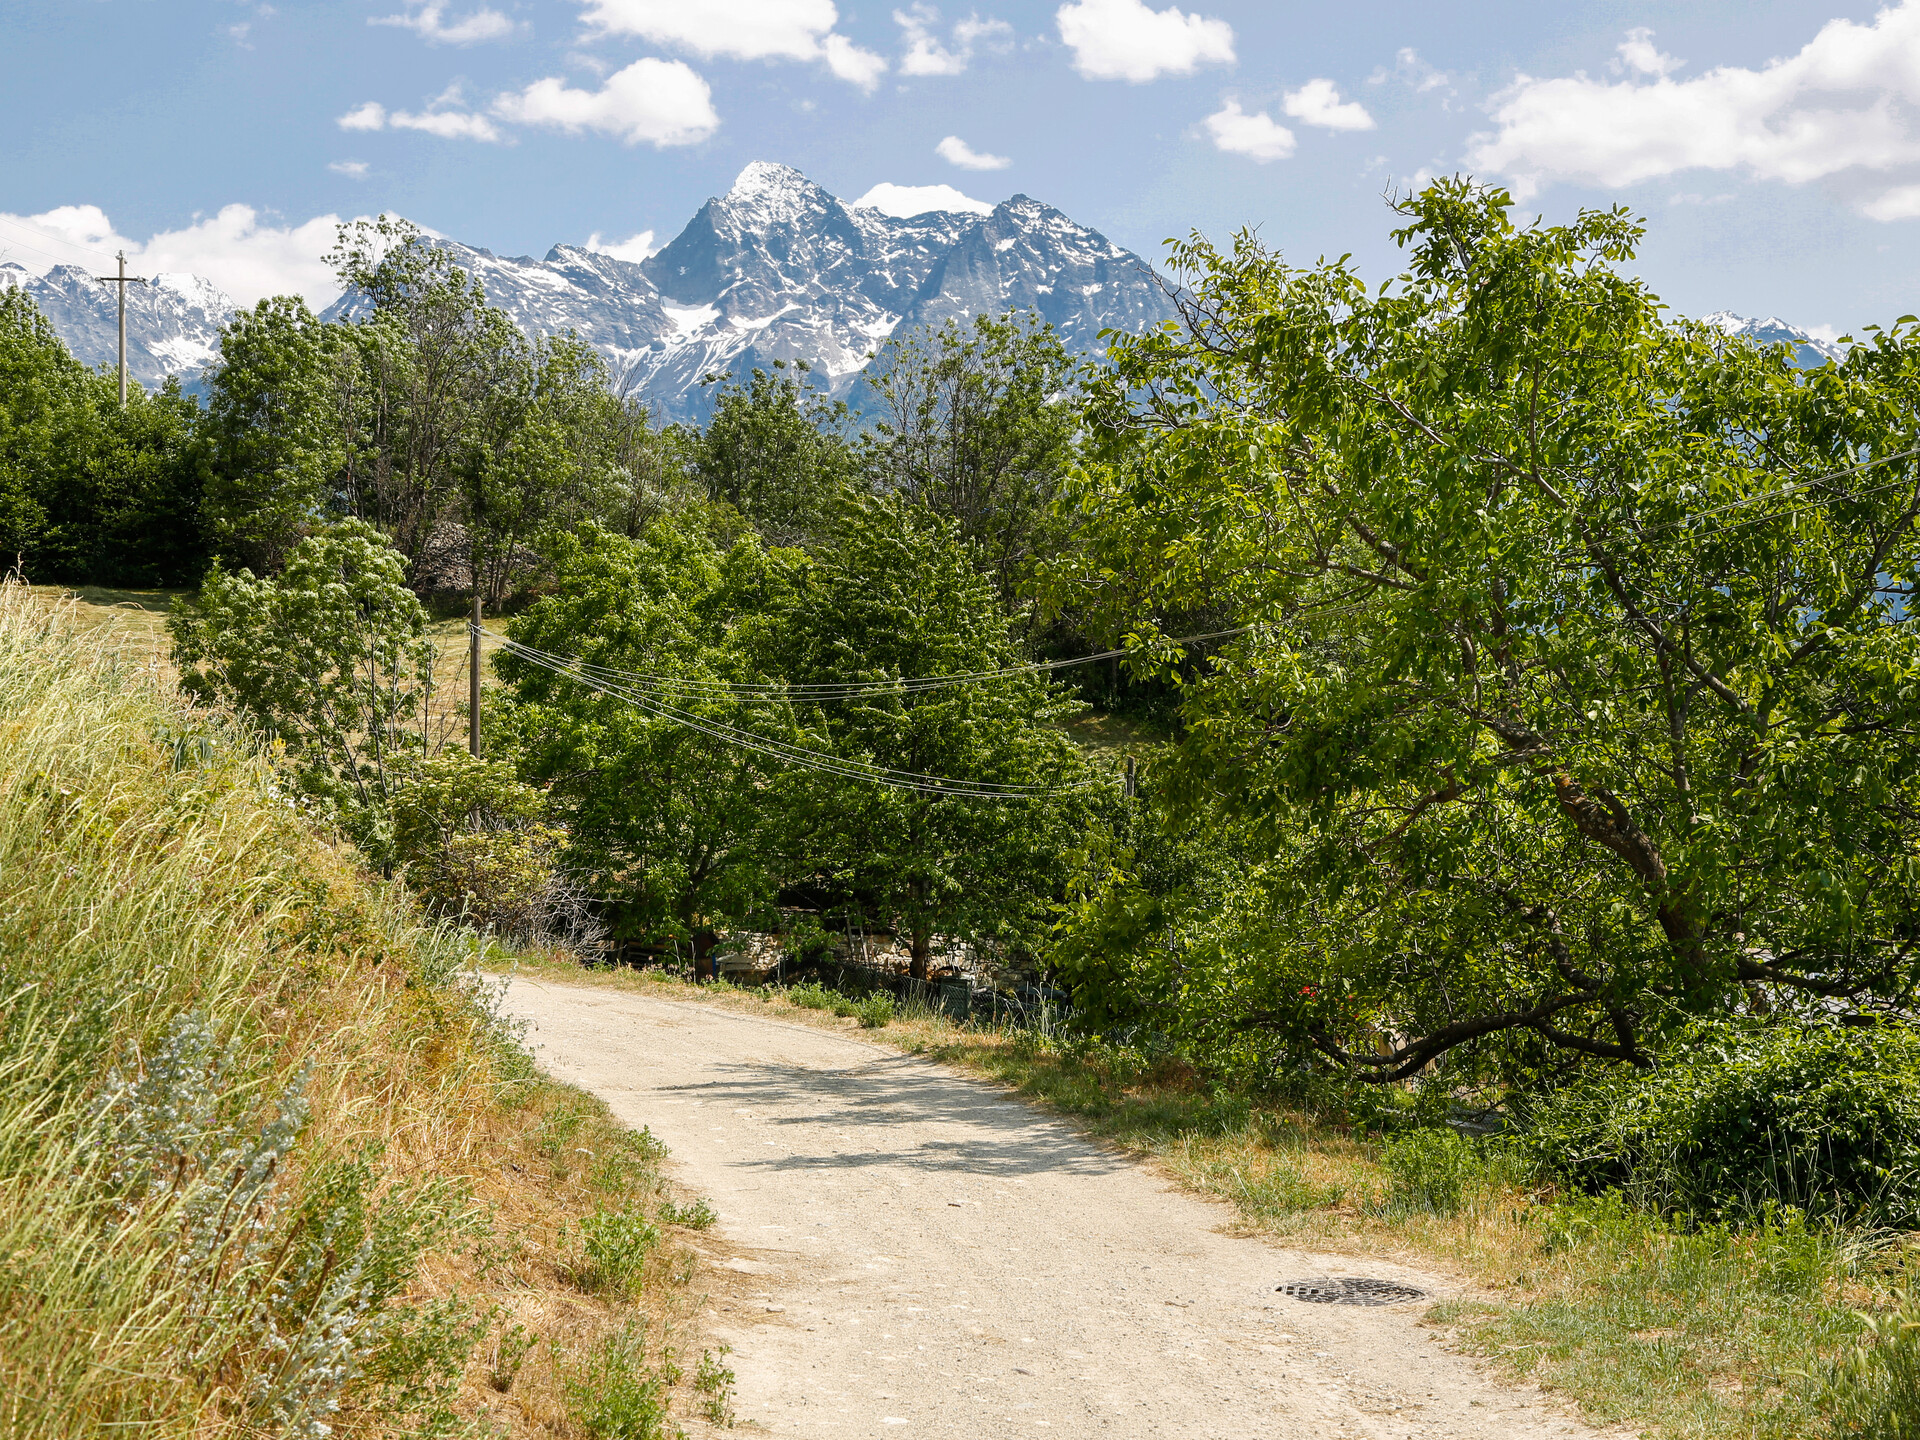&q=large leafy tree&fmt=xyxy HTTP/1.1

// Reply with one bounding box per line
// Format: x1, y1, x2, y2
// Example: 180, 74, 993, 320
774, 500, 1100, 978
681, 363, 854, 545
865, 311, 1082, 610
169, 519, 434, 854
1, 289, 208, 586
1049, 181, 1920, 1087
493, 517, 810, 961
